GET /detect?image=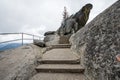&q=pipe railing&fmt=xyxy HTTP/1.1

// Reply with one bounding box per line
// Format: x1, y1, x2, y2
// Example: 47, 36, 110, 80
0, 33, 43, 45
